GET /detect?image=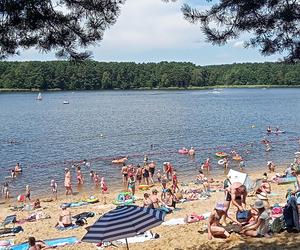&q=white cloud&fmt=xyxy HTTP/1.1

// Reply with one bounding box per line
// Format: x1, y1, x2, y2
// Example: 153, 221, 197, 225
97, 0, 206, 51
232, 41, 245, 49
